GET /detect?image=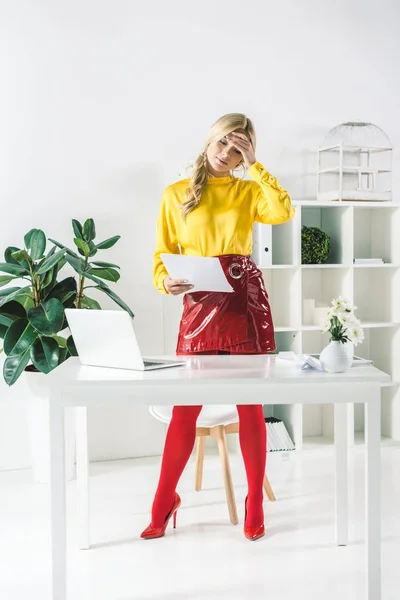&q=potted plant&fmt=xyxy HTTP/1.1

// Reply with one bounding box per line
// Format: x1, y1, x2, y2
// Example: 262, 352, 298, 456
301, 226, 331, 264
0, 218, 134, 481
319, 296, 364, 373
